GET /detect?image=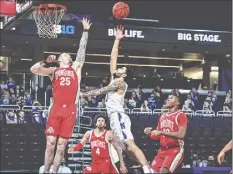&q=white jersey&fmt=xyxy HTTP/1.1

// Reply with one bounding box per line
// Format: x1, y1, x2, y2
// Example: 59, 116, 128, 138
105, 80, 128, 115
